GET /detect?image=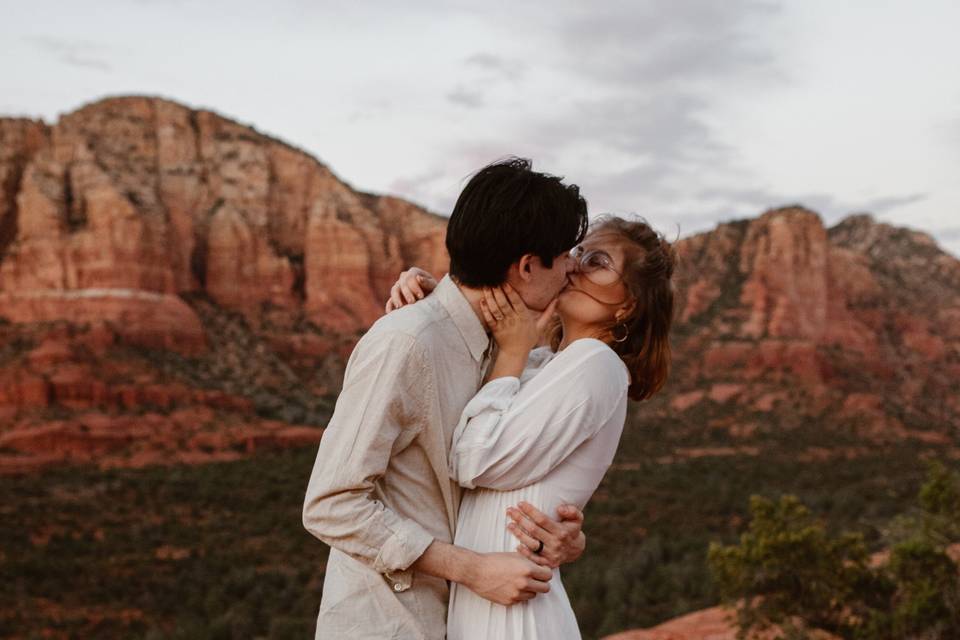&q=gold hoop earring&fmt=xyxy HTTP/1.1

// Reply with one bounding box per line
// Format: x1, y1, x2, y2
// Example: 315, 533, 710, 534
612, 323, 629, 343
